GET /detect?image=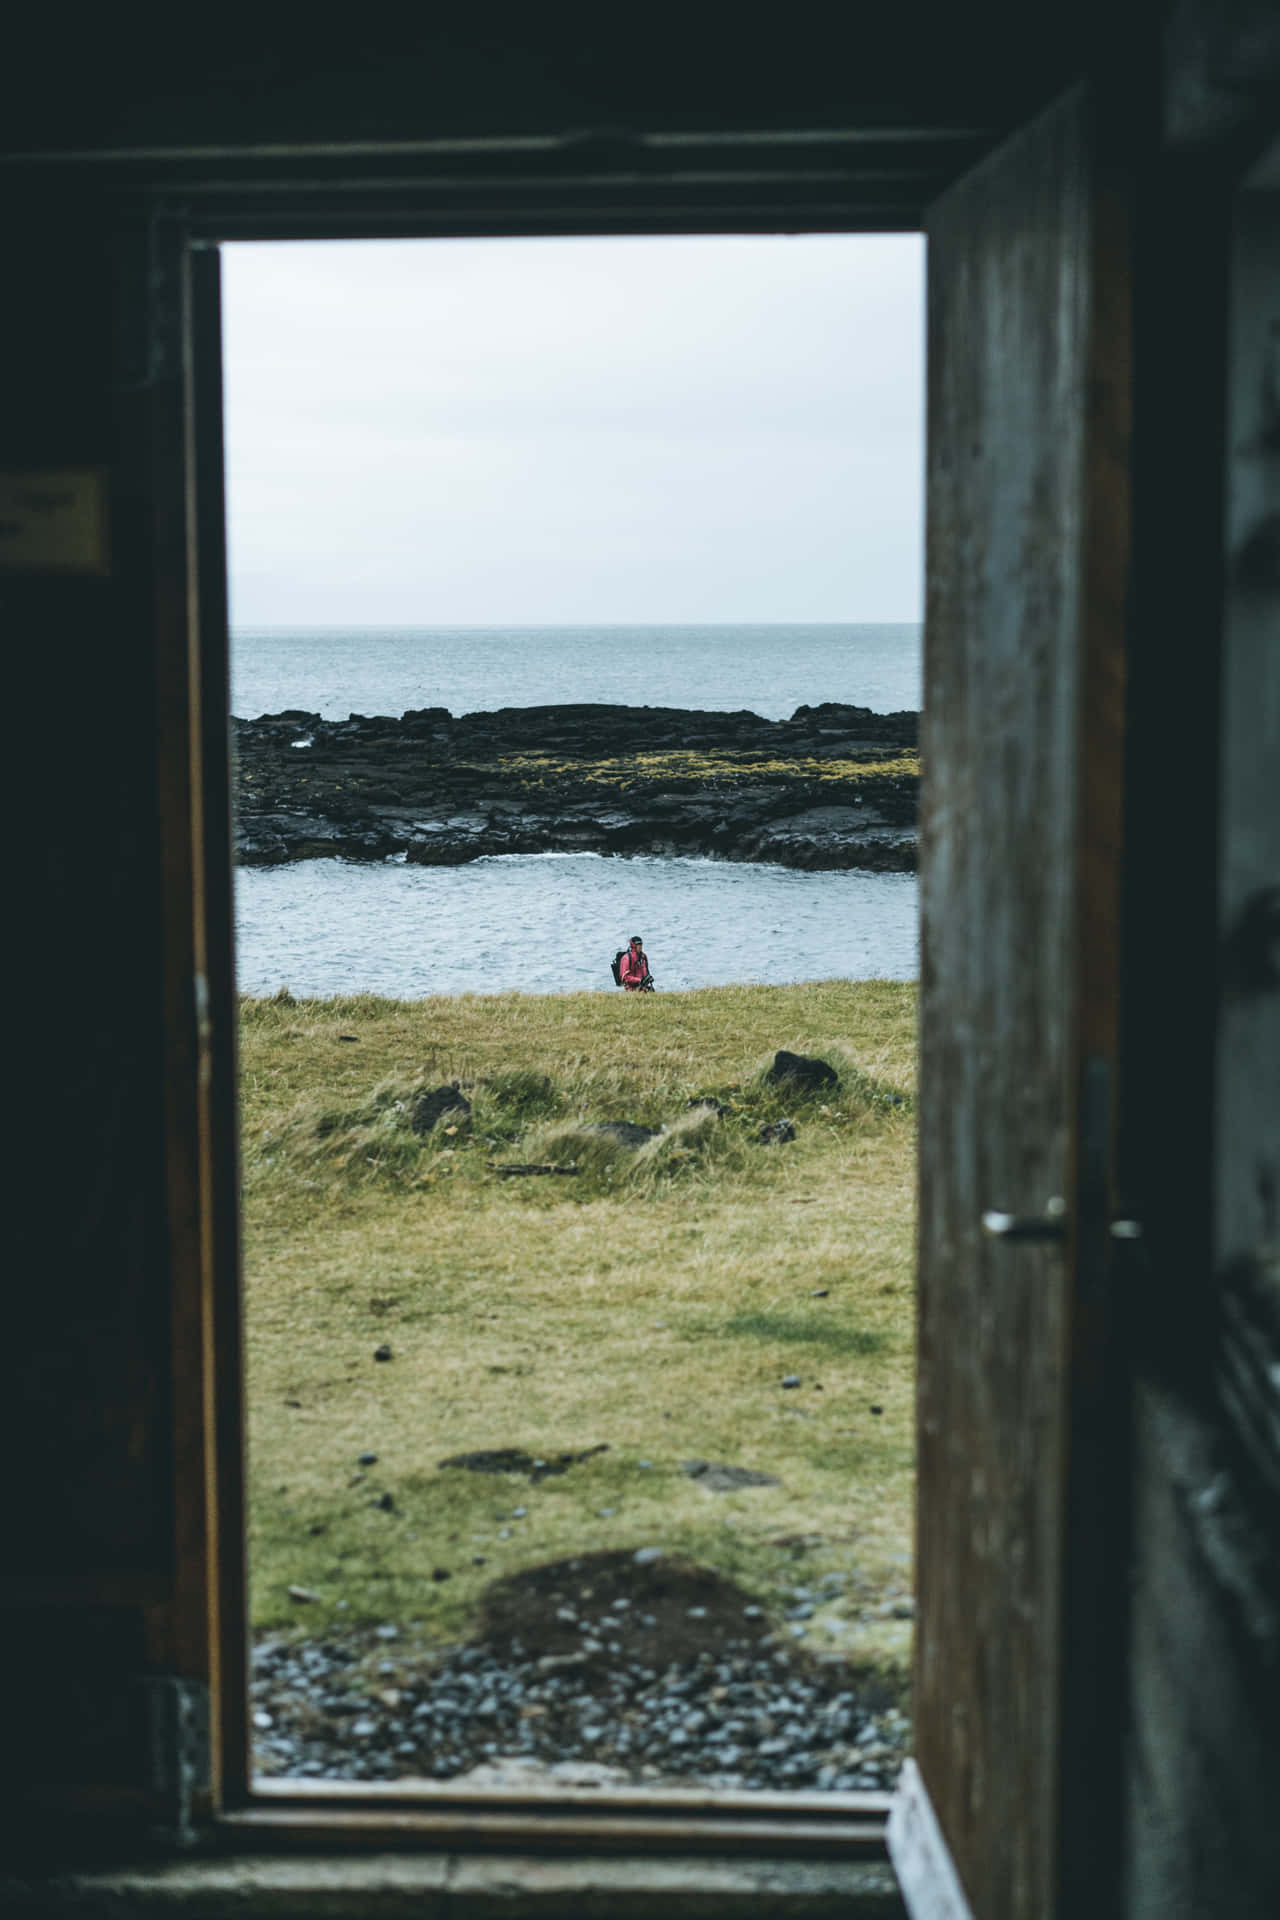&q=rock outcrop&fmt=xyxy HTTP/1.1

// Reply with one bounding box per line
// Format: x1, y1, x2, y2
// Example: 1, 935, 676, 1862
232, 700, 918, 874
